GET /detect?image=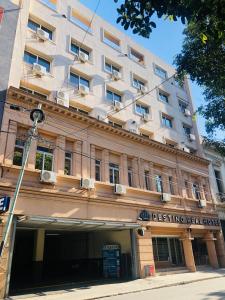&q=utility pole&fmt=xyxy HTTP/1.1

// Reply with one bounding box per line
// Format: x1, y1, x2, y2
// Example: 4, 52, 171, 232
0, 104, 45, 257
